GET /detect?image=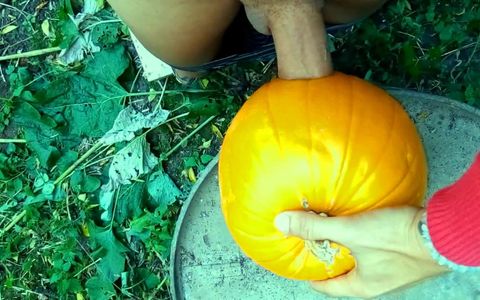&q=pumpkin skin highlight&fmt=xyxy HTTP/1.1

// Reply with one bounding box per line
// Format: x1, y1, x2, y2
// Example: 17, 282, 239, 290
219, 72, 427, 281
